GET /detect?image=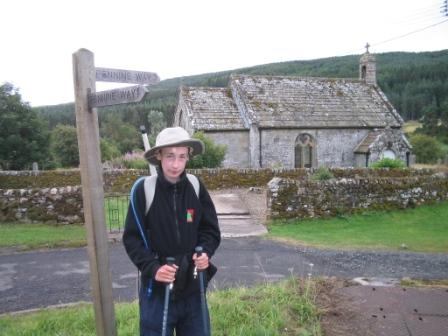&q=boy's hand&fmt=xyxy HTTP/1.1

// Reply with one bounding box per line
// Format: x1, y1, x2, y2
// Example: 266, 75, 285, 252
155, 264, 178, 283
193, 252, 209, 270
